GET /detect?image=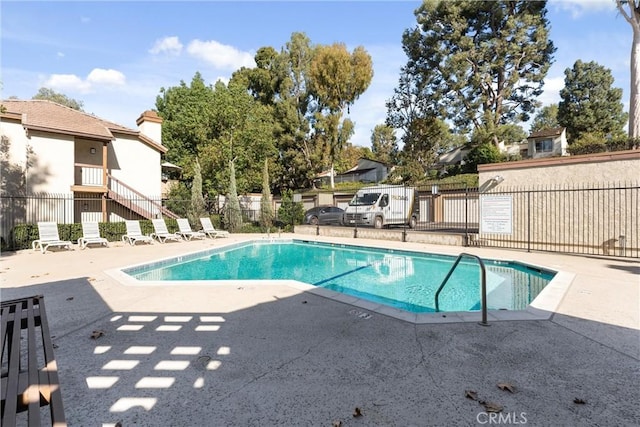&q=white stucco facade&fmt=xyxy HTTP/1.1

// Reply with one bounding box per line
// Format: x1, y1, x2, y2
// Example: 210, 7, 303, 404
109, 134, 163, 198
